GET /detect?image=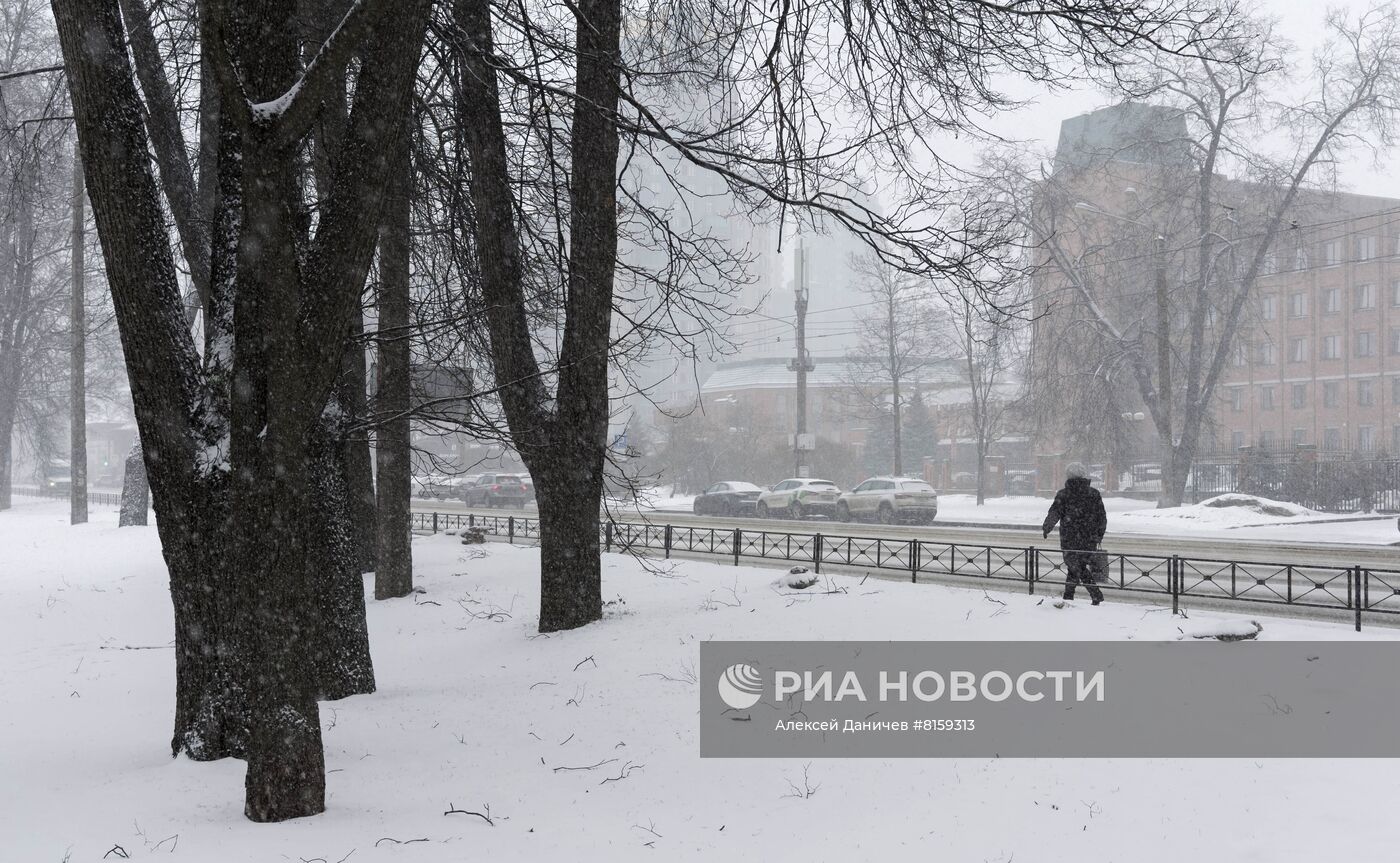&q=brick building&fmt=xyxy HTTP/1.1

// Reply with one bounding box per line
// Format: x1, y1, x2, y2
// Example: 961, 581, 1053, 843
1033, 103, 1400, 466
1219, 203, 1400, 454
